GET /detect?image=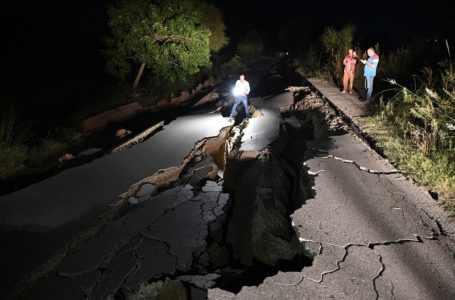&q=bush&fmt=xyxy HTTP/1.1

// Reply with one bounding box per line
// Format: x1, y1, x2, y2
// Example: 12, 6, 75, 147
379, 66, 455, 156
297, 44, 323, 78
364, 58, 455, 208
0, 107, 29, 148
320, 25, 355, 85
0, 145, 27, 179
